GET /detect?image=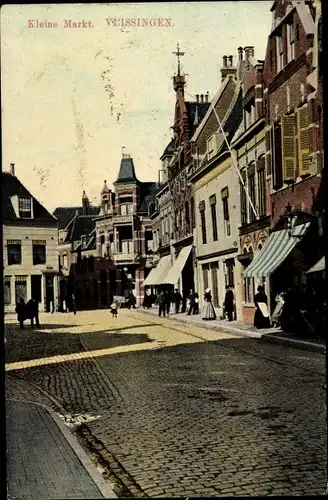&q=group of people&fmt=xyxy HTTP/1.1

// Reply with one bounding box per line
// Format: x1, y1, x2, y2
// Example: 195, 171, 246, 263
152, 286, 236, 322
15, 298, 41, 329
